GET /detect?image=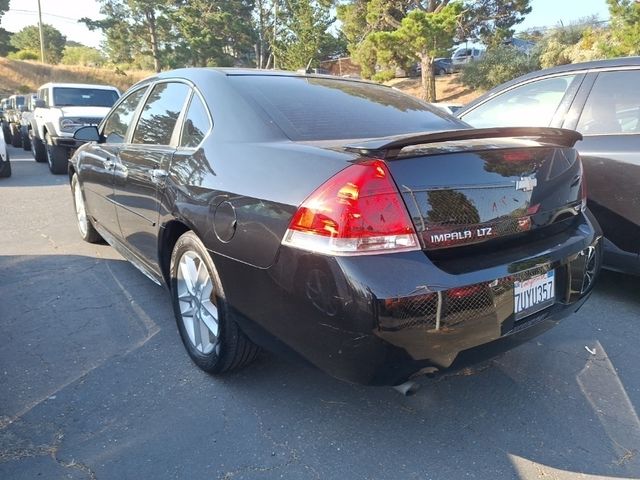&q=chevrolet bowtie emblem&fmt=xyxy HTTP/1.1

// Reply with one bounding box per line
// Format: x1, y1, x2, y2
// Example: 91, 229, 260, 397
516, 177, 537, 192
